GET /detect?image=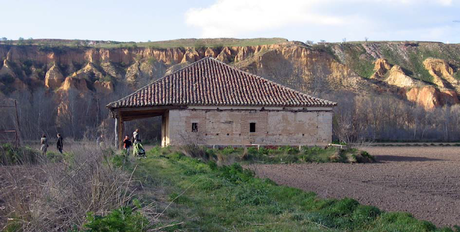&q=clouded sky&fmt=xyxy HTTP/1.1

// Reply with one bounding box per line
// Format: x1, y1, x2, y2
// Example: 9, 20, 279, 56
0, 0, 459, 43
